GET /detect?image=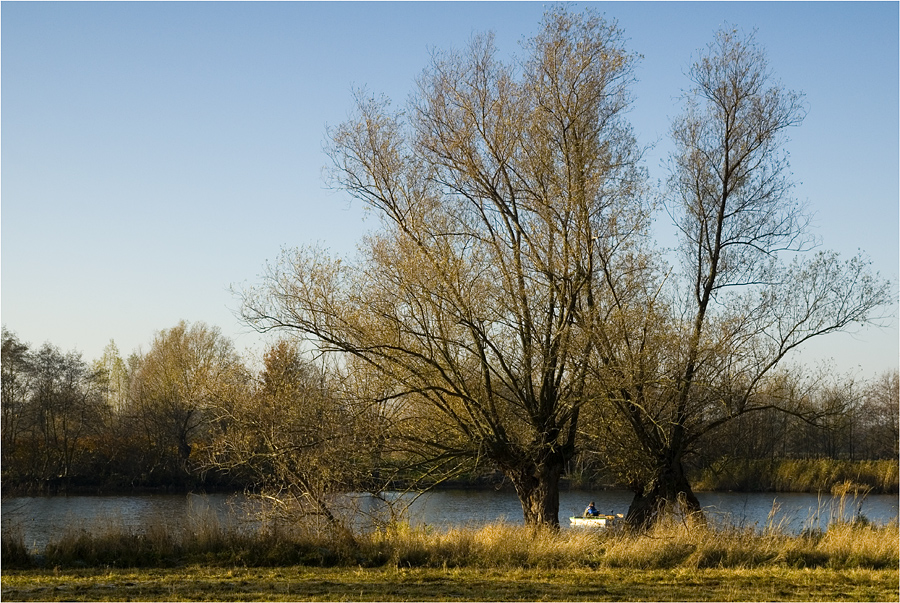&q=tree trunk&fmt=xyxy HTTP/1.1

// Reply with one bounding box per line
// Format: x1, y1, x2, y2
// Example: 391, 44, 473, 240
626, 455, 702, 530
506, 456, 564, 527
